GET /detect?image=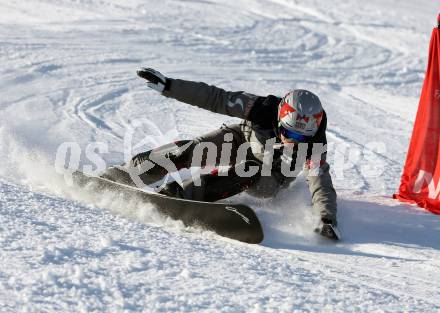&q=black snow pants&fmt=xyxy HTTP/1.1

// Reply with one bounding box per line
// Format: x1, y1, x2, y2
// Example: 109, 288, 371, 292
102, 124, 263, 202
